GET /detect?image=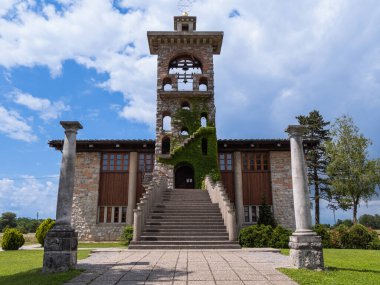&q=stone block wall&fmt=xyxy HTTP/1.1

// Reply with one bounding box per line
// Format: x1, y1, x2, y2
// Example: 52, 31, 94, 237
270, 151, 296, 230
71, 152, 124, 241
